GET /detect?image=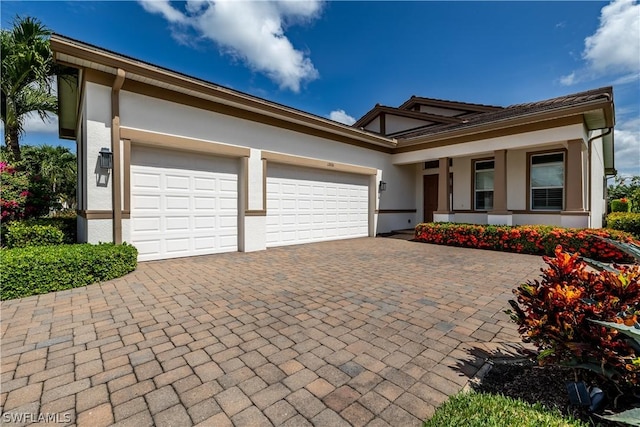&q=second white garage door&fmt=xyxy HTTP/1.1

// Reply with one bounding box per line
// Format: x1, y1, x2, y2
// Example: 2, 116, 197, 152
266, 163, 369, 247
130, 146, 238, 261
